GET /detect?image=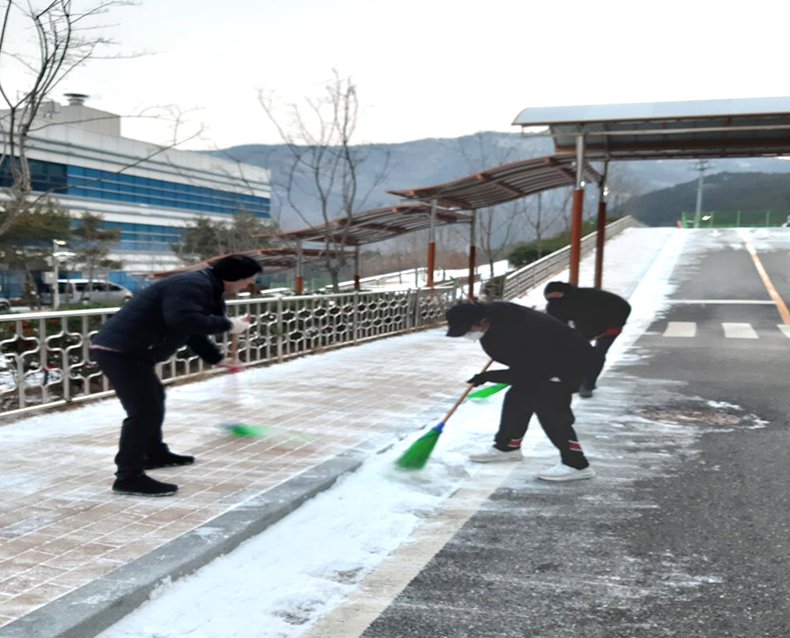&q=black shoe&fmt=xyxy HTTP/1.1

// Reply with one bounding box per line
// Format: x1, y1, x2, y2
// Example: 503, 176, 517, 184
112, 473, 178, 497
144, 451, 195, 470
579, 388, 594, 399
